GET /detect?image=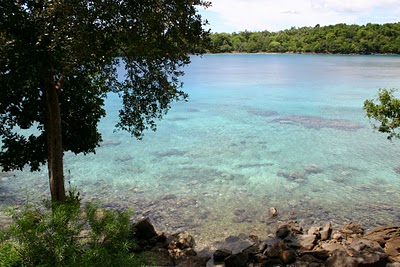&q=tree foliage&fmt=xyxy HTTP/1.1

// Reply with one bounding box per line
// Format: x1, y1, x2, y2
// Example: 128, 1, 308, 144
364, 88, 400, 140
0, 0, 210, 201
209, 23, 400, 54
